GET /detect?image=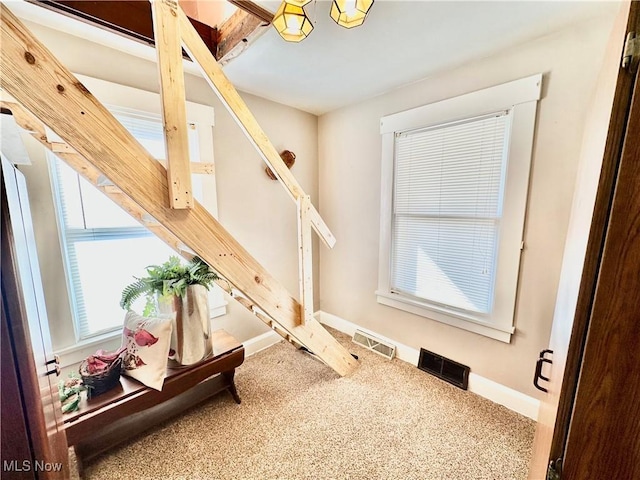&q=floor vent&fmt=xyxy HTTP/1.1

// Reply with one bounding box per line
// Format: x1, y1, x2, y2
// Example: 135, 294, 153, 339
352, 330, 396, 360
418, 348, 469, 390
